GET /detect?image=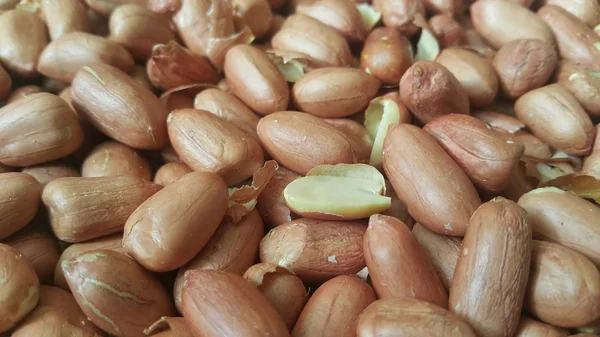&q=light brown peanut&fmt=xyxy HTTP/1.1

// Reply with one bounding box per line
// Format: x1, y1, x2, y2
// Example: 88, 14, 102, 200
412, 223, 461, 290
82, 141, 152, 180
41, 0, 90, 40
0, 9, 48, 77
360, 27, 413, 86
556, 61, 600, 116
22, 162, 80, 188
297, 0, 368, 42
371, 0, 425, 36
0, 173, 41, 240
154, 162, 193, 186
4, 230, 61, 284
